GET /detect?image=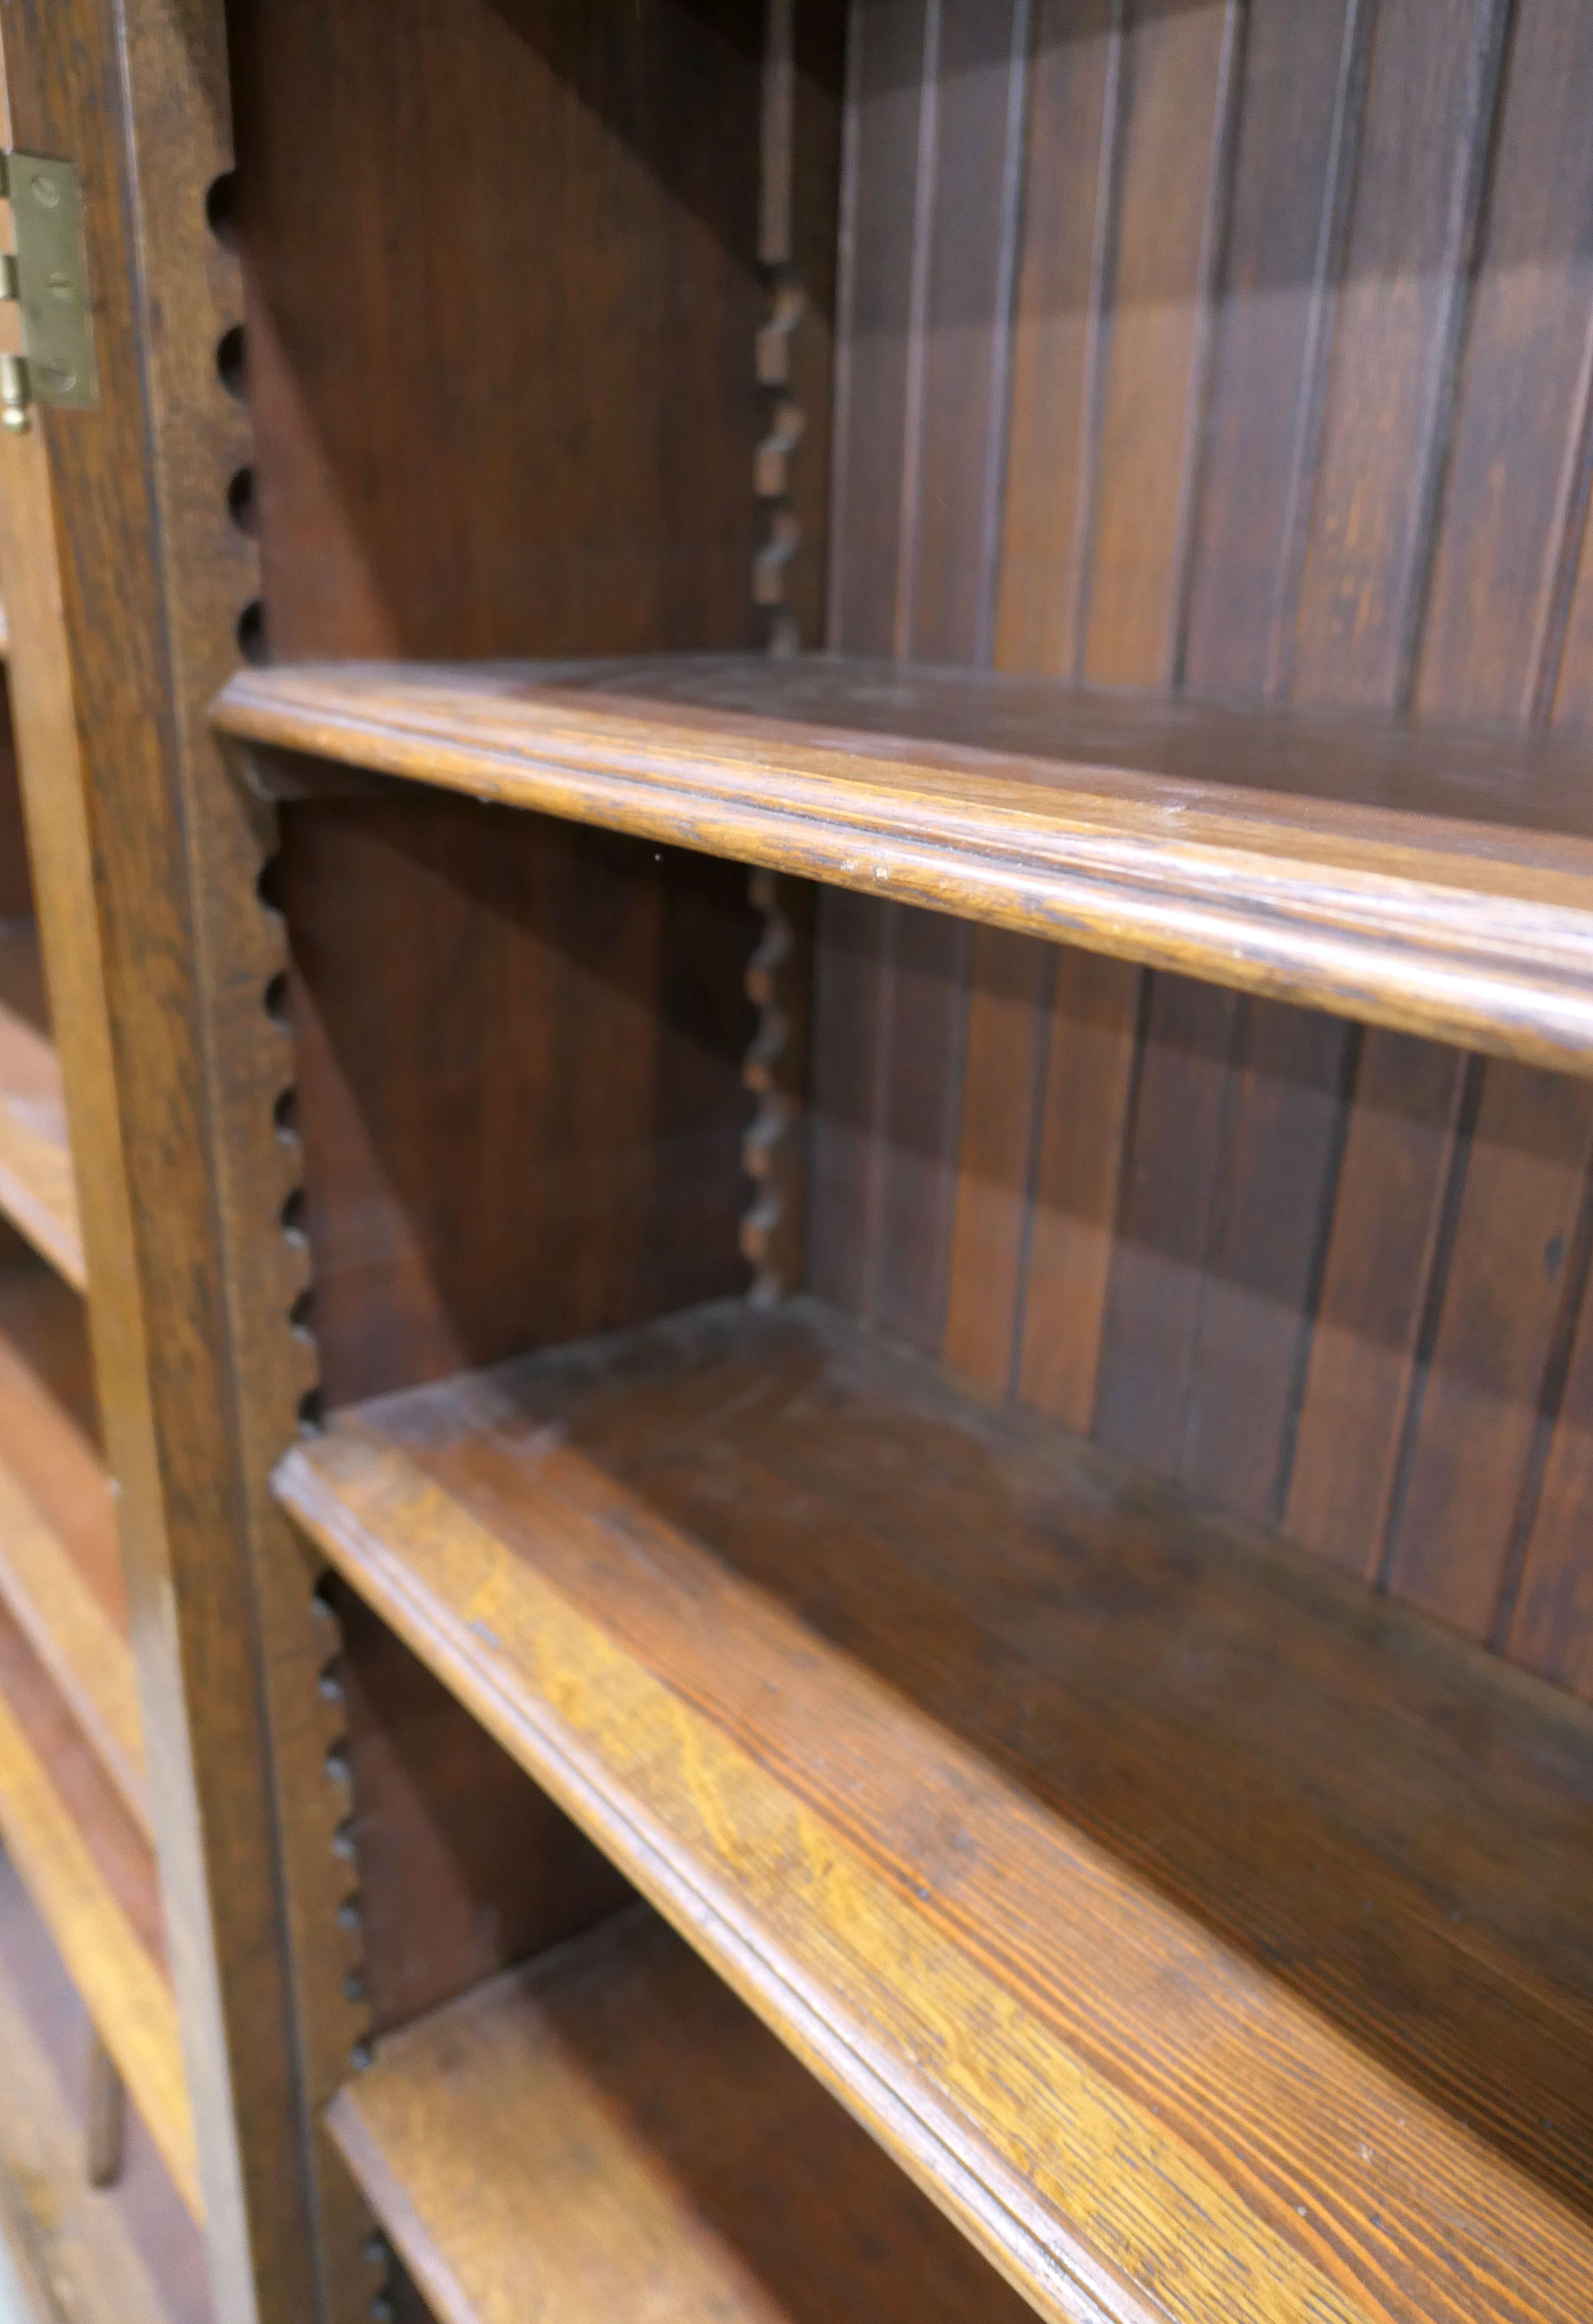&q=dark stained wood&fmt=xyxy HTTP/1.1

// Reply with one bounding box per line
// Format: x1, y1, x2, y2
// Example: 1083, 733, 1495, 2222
197, 11, 798, 2305
809, 0, 1593, 1711
992, 0, 1115, 678
1383, 1064, 1593, 1635
827, 0, 931, 656
1415, 0, 1593, 725
1178, 1000, 1350, 1523
0, 0, 333, 2307
942, 924, 1050, 1395
332, 1581, 633, 2035
280, 797, 752, 1409
867, 904, 968, 1355
331, 1906, 1030, 2324
1509, 1269, 1593, 1693
904, 0, 1028, 667
757, 0, 845, 656
1092, 971, 1238, 1472
280, 1293, 1593, 2324
807, 884, 887, 1313
1015, 945, 1139, 1430
1180, 0, 1361, 698
1286, 1033, 1466, 1572
217, 653, 1593, 1074
1082, 0, 1236, 689
231, 0, 765, 662
1290, 0, 1508, 710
